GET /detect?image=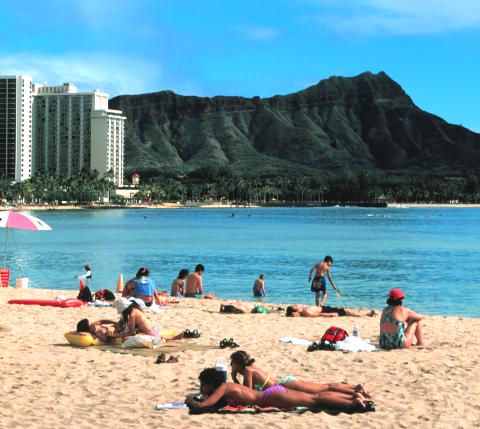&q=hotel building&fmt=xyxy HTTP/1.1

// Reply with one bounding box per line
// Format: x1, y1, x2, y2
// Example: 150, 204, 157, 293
32, 82, 125, 185
0, 75, 33, 181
